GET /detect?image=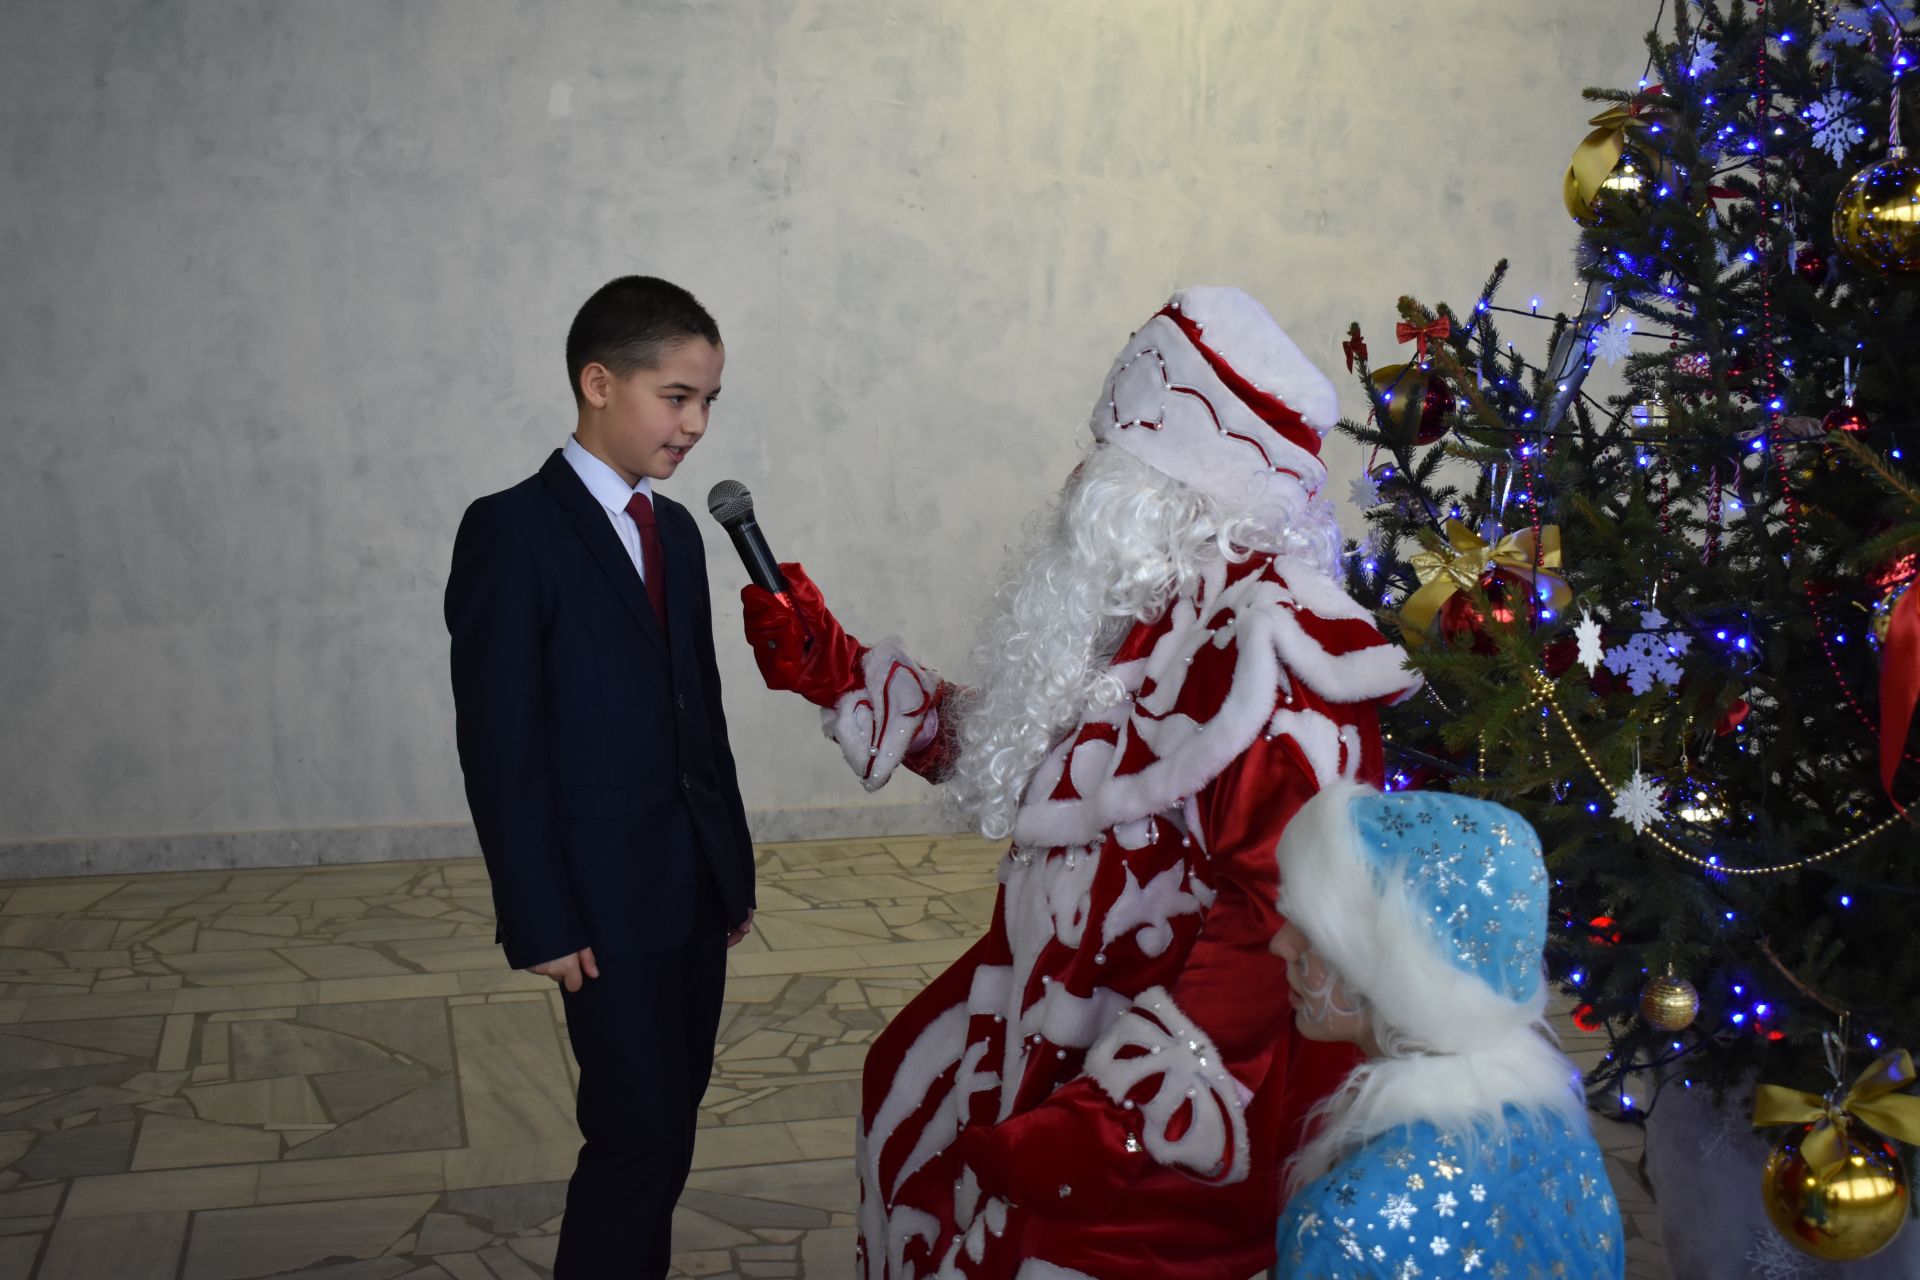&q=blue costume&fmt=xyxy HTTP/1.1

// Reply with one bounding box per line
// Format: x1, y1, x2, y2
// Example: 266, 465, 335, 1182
1269, 784, 1625, 1280
1277, 1108, 1621, 1278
